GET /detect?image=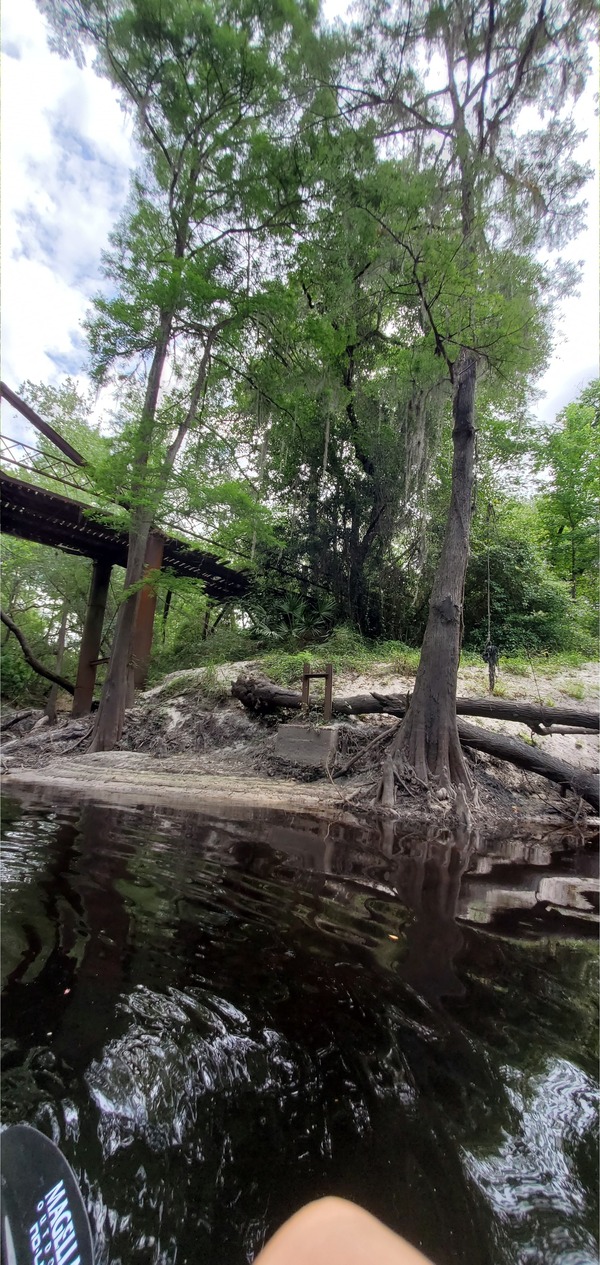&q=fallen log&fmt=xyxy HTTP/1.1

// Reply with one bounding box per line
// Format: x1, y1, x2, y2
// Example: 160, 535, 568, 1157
232, 675, 599, 811
232, 675, 599, 731
0, 709, 37, 732
456, 719, 599, 811
1, 719, 90, 756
